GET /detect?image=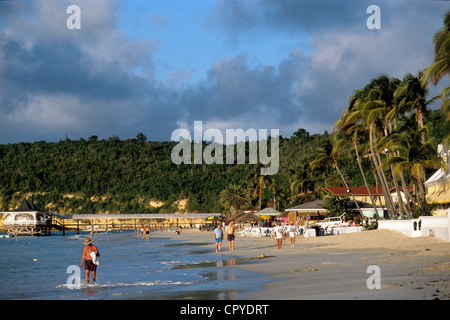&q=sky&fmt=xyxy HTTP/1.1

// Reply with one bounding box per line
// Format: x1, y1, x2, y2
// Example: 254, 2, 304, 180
0, 0, 448, 144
